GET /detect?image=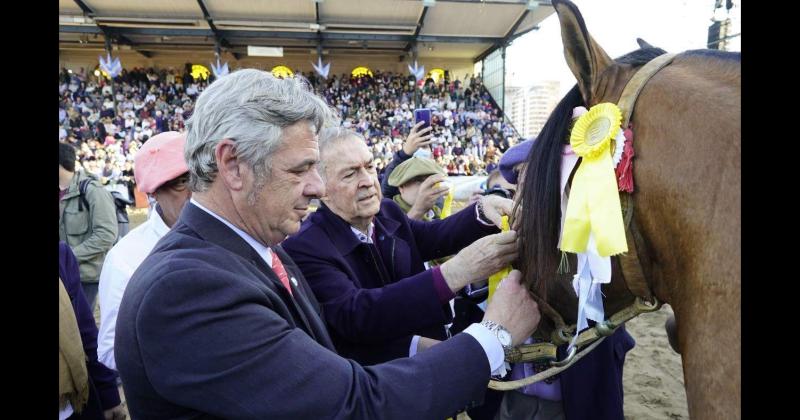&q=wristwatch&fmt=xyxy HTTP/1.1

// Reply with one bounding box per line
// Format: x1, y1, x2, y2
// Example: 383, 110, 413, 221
480, 319, 514, 359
